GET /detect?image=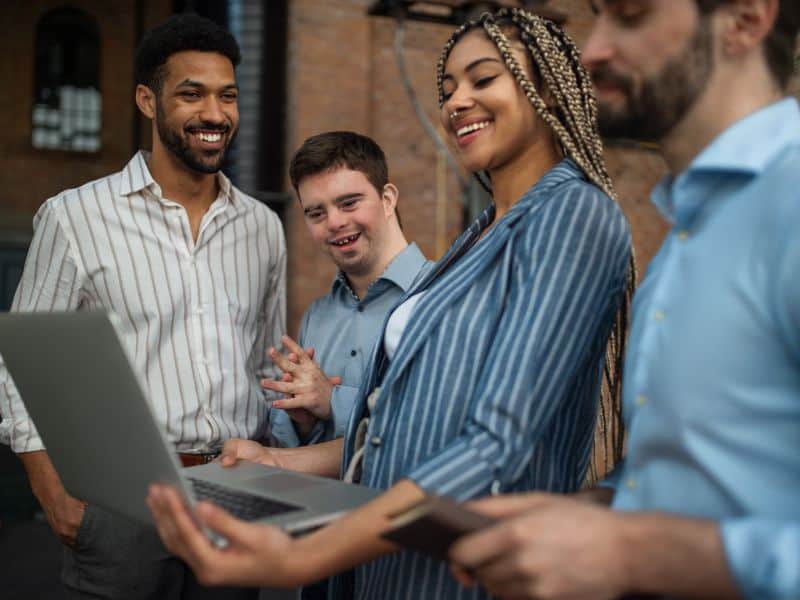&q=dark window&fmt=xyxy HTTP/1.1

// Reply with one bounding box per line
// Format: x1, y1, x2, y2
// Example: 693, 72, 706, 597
32, 7, 101, 152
